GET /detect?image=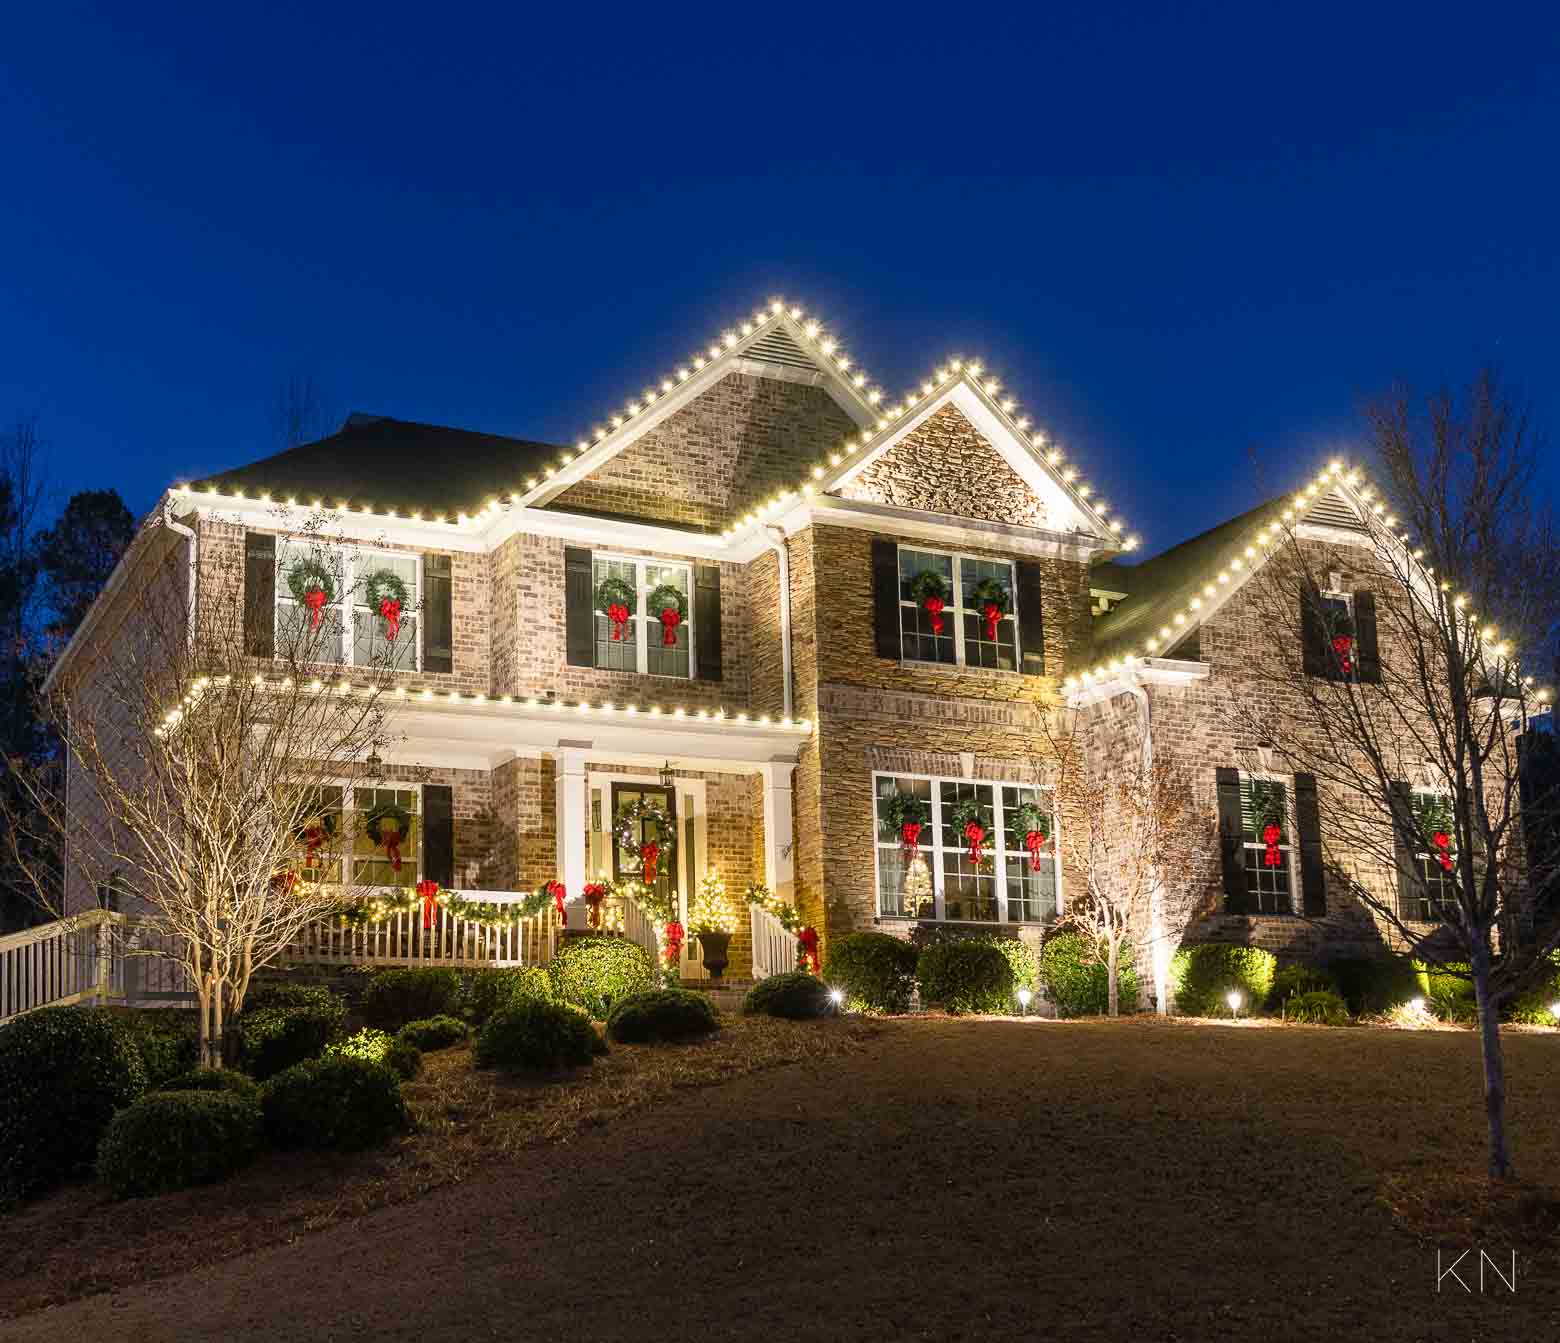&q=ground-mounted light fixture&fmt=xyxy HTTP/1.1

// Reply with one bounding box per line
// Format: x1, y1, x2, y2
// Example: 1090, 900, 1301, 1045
1226, 989, 1244, 1018
828, 987, 844, 1010
1550, 1000, 1560, 1022
1016, 987, 1033, 1016
1409, 996, 1427, 1014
